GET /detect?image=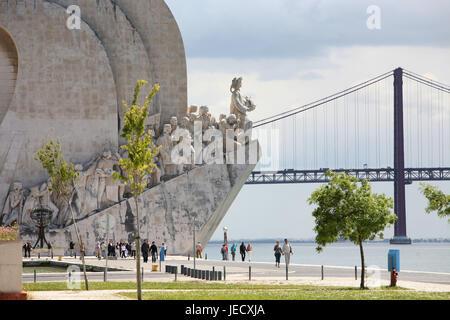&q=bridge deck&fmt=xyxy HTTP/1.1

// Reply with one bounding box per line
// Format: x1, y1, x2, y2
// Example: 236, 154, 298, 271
246, 168, 450, 184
